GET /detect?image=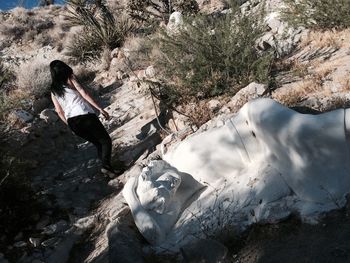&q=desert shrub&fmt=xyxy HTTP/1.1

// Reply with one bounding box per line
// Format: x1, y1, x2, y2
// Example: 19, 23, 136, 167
16, 58, 52, 99
114, 36, 153, 72
281, 0, 350, 30
149, 3, 274, 103
66, 0, 134, 62
0, 7, 55, 43
0, 61, 18, 120
0, 61, 14, 92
